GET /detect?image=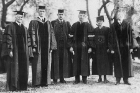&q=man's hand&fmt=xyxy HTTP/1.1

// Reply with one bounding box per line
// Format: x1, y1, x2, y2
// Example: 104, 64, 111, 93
130, 49, 133, 53
107, 49, 110, 52
33, 48, 36, 52
88, 48, 92, 53
70, 47, 73, 53
82, 42, 86, 47
9, 51, 13, 57
111, 50, 115, 54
